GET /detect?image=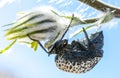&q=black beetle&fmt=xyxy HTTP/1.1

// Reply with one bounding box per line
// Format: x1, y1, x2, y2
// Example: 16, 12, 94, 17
48, 28, 104, 73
